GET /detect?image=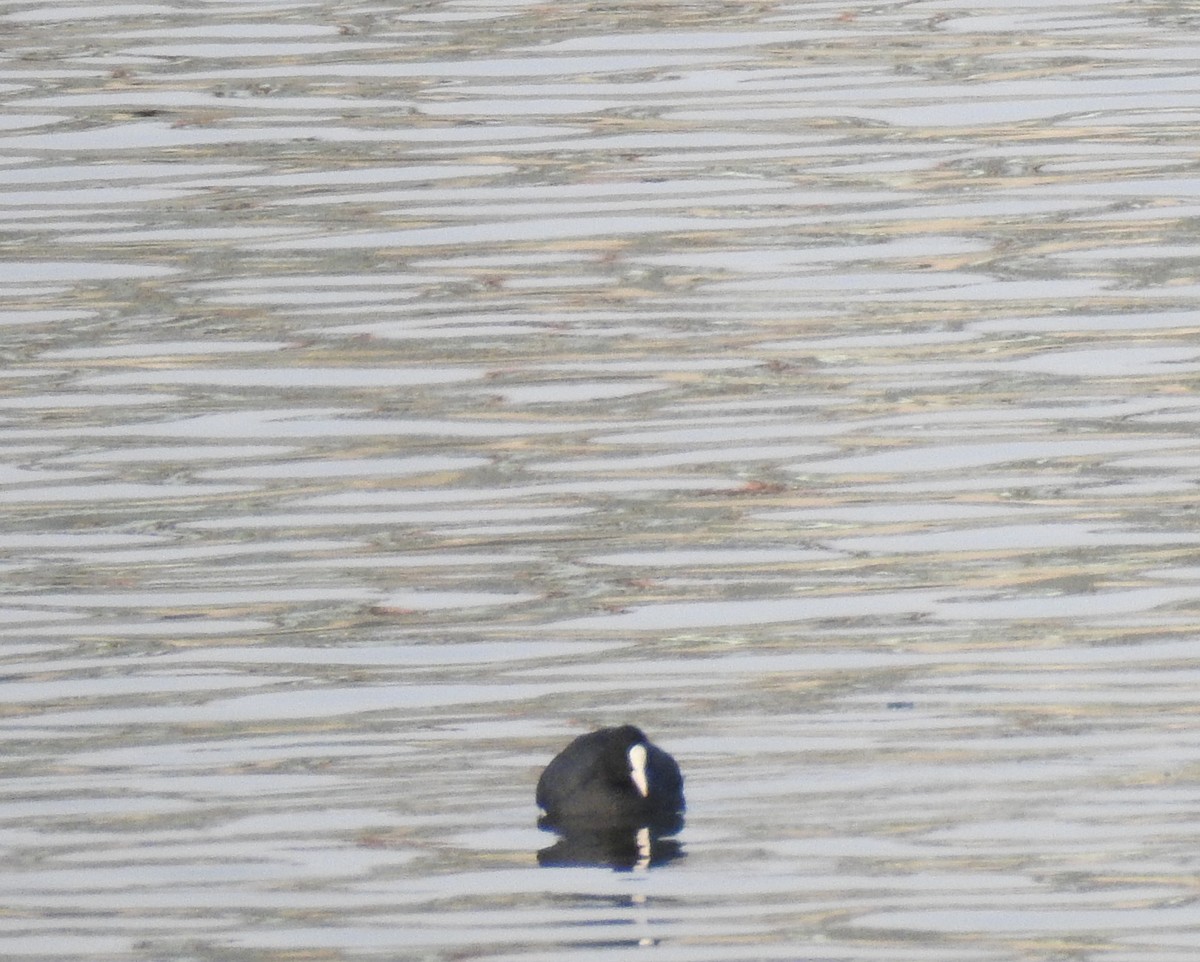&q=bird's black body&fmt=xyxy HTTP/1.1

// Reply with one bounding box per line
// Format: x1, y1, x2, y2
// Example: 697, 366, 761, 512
536, 725, 684, 831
